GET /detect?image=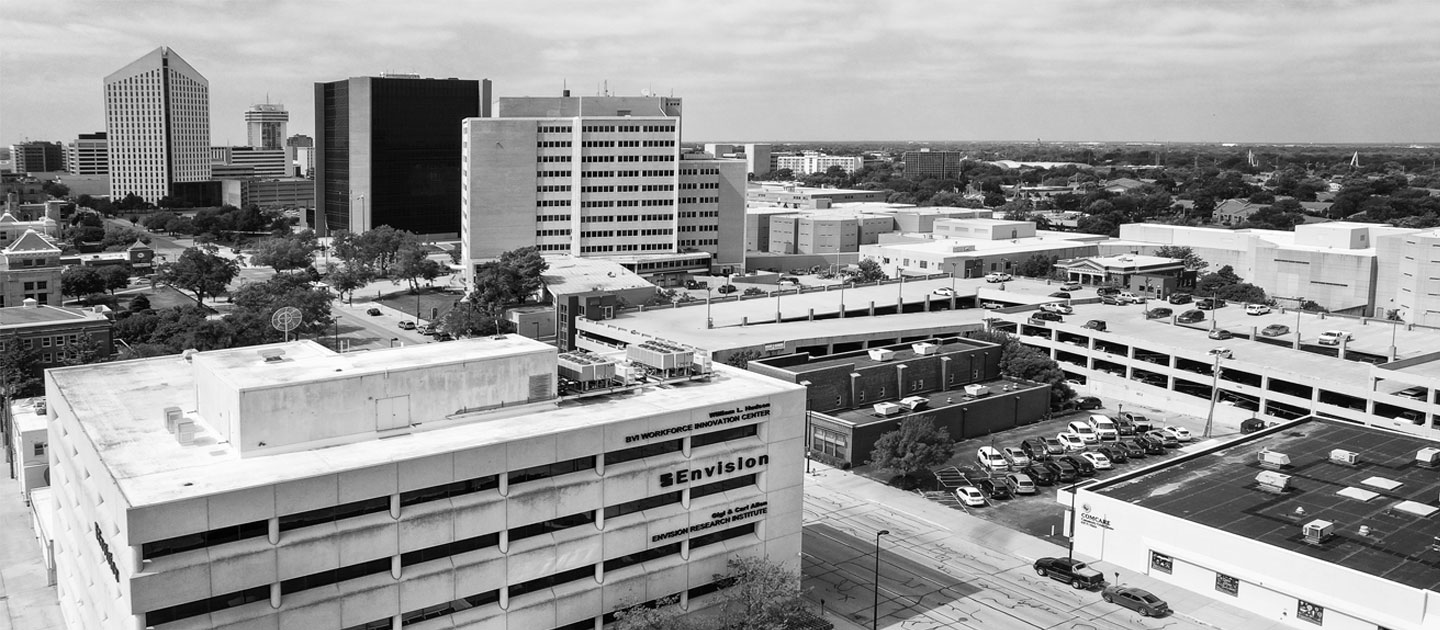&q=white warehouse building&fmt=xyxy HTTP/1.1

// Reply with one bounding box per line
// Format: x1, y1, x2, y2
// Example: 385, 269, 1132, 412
44, 337, 804, 630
